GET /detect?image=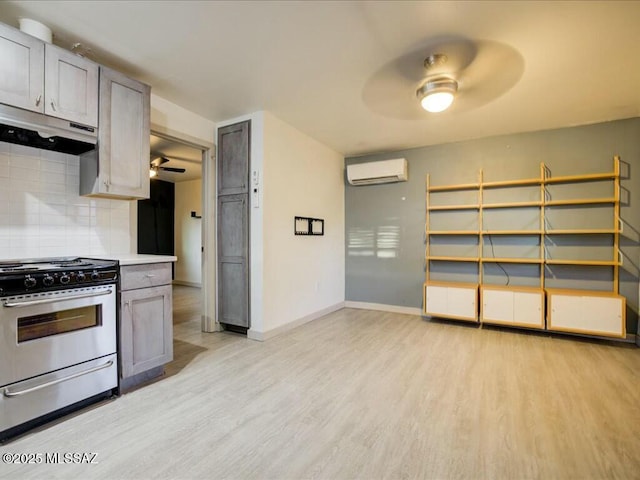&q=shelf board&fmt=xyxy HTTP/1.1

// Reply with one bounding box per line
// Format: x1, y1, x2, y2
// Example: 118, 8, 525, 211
483, 201, 542, 209
428, 183, 479, 192
545, 172, 617, 184
428, 230, 480, 235
545, 197, 617, 207
428, 204, 480, 211
483, 230, 543, 235
427, 256, 479, 262
482, 178, 541, 188
546, 229, 619, 235
545, 259, 619, 266
482, 257, 543, 264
